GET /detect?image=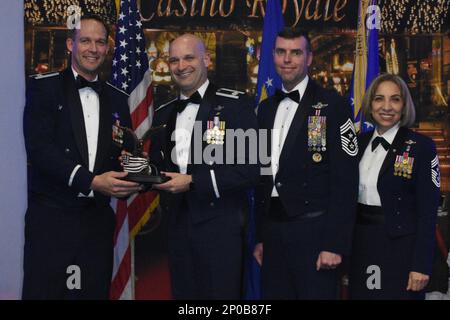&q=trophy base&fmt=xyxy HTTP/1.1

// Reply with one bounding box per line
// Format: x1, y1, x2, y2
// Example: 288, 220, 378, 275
122, 172, 170, 185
